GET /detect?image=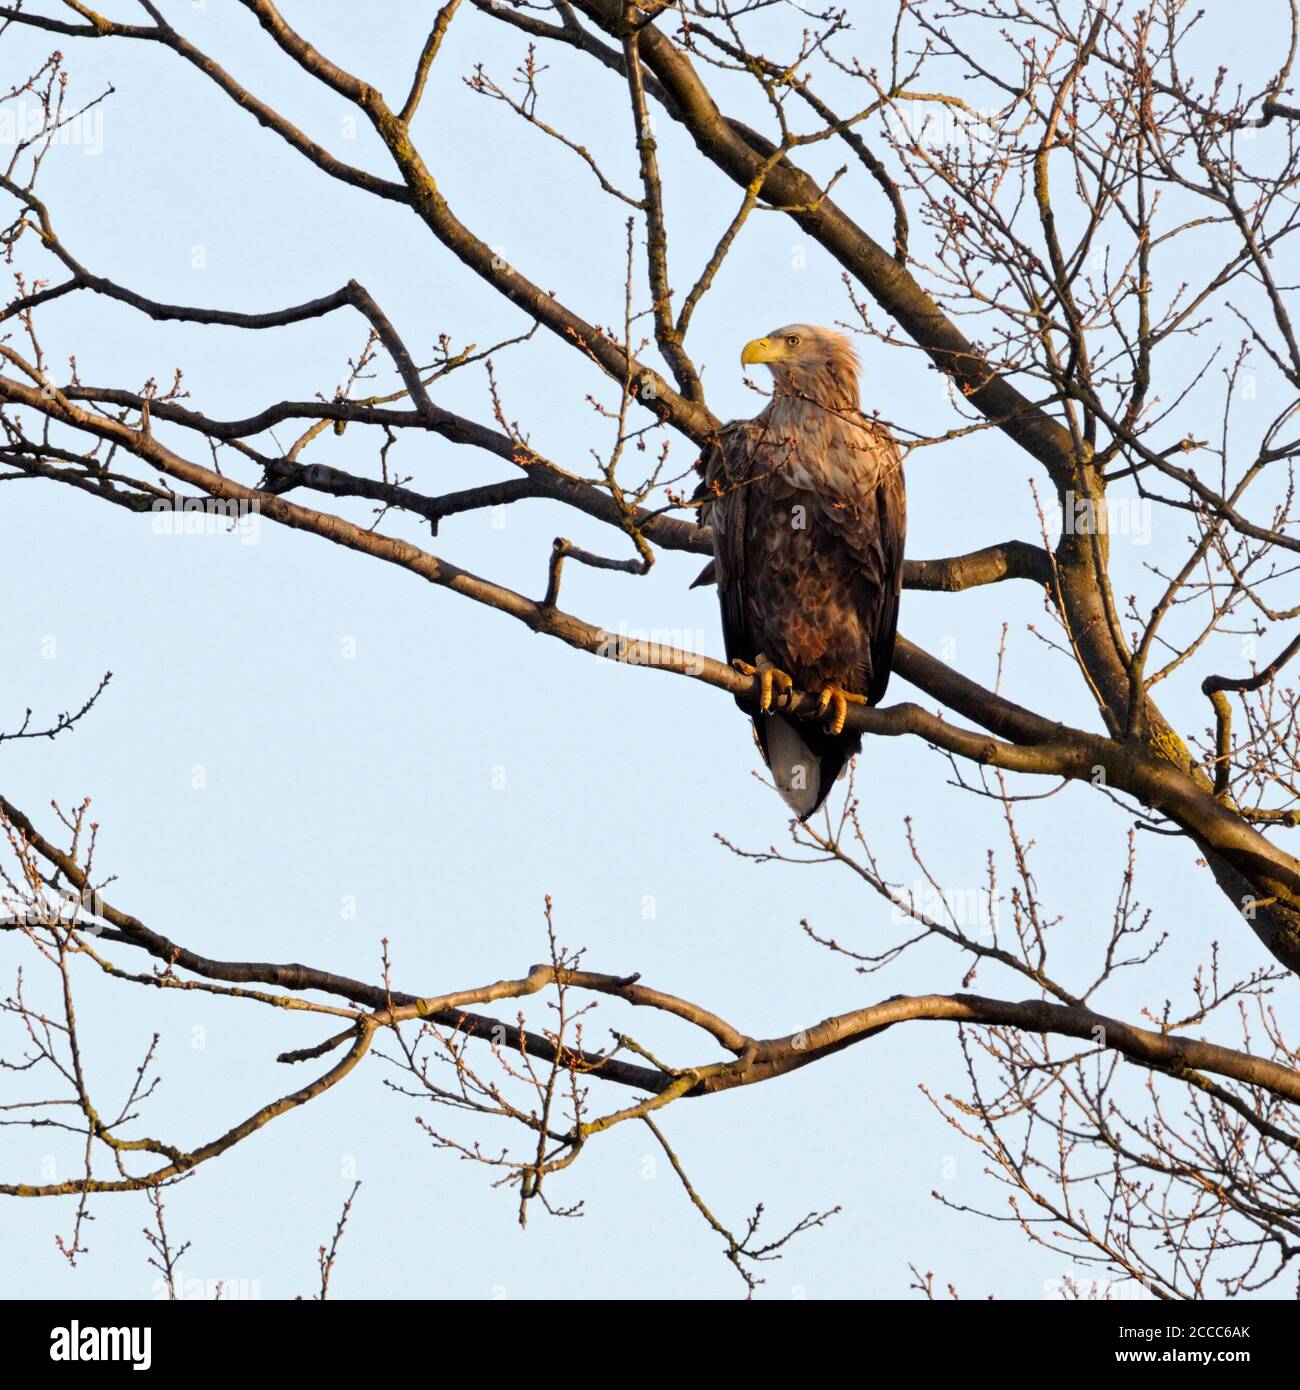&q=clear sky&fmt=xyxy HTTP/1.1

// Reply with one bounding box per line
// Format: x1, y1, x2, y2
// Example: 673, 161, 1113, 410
1, 2, 1292, 1299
